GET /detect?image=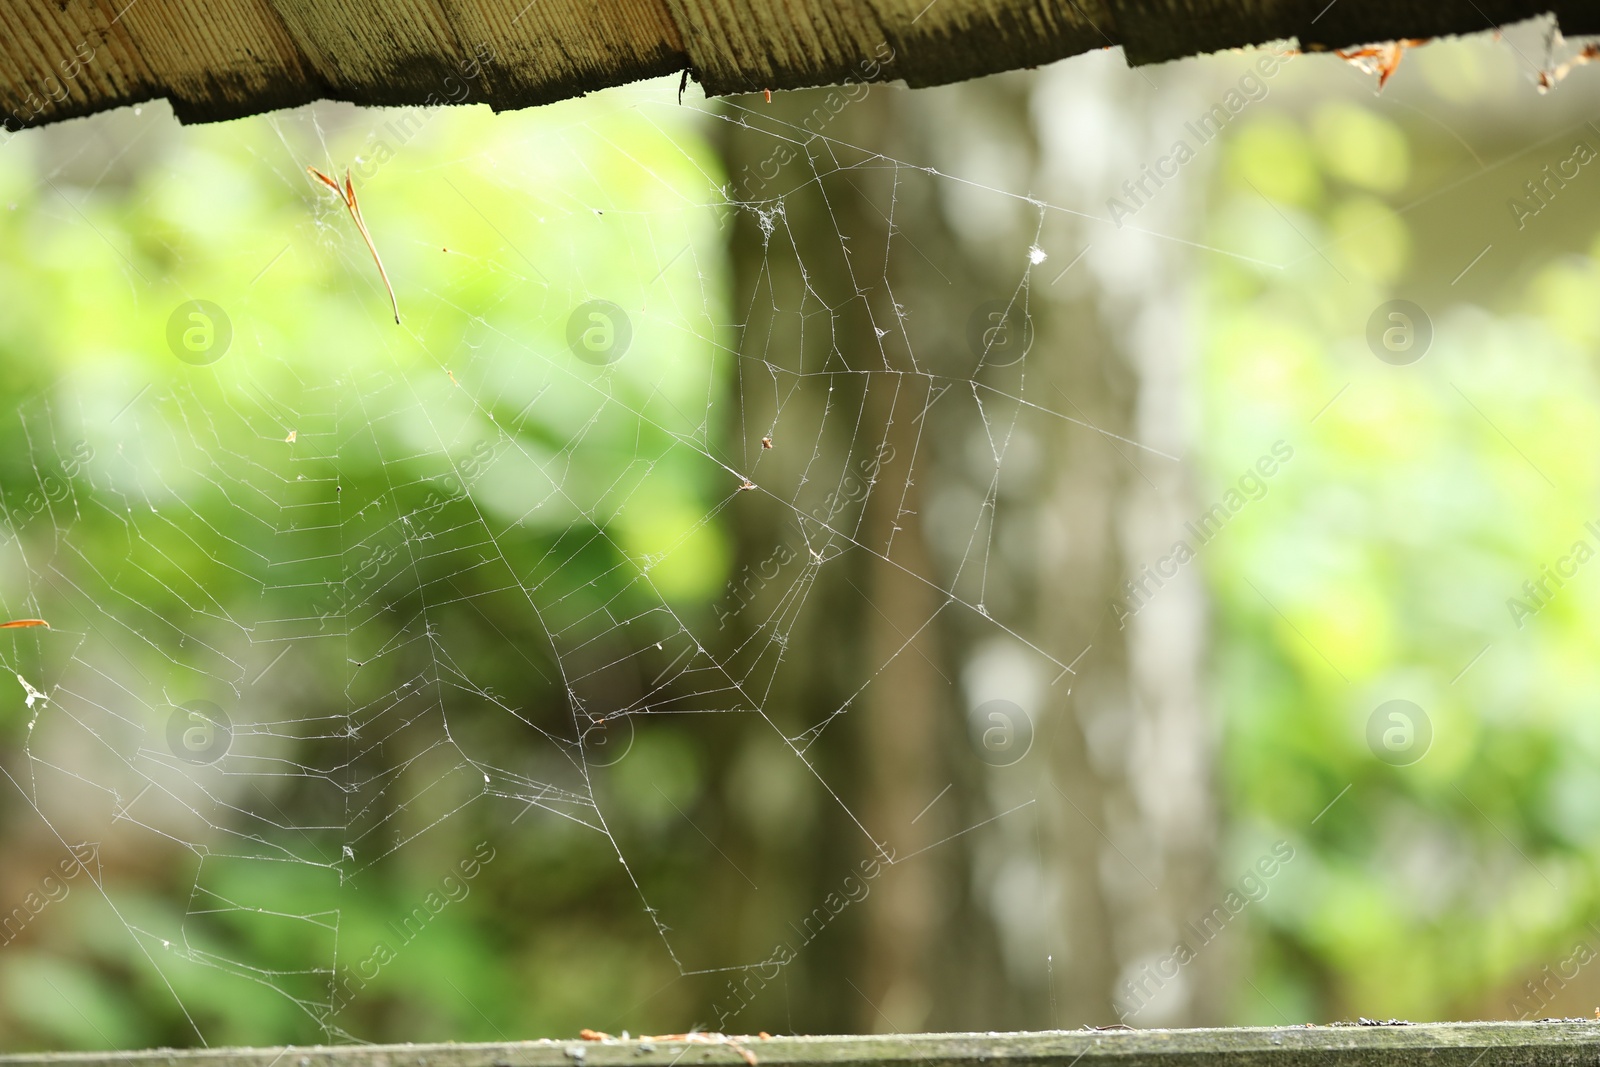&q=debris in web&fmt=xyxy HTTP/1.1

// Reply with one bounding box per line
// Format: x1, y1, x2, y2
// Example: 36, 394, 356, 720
1334, 39, 1428, 90
1536, 41, 1600, 92
15, 673, 48, 709
0, 618, 49, 629
307, 165, 401, 323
